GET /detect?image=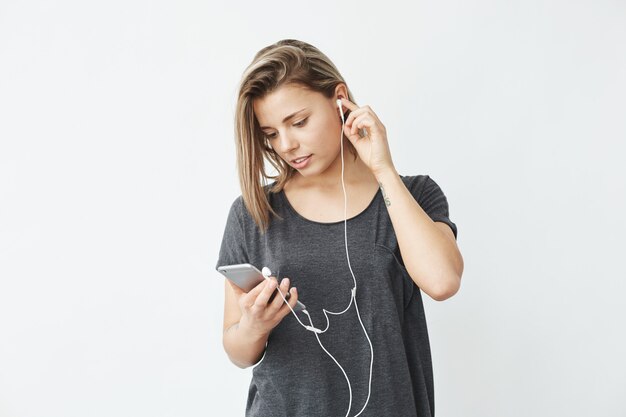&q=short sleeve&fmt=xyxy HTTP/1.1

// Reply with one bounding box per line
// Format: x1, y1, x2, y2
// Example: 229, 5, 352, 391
416, 175, 458, 240
215, 196, 249, 271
